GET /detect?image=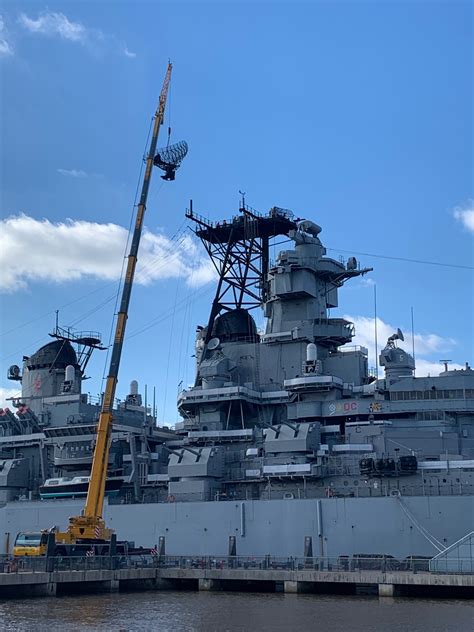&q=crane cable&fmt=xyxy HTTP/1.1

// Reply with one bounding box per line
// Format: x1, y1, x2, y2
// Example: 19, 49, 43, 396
100, 115, 155, 387
166, 78, 172, 148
